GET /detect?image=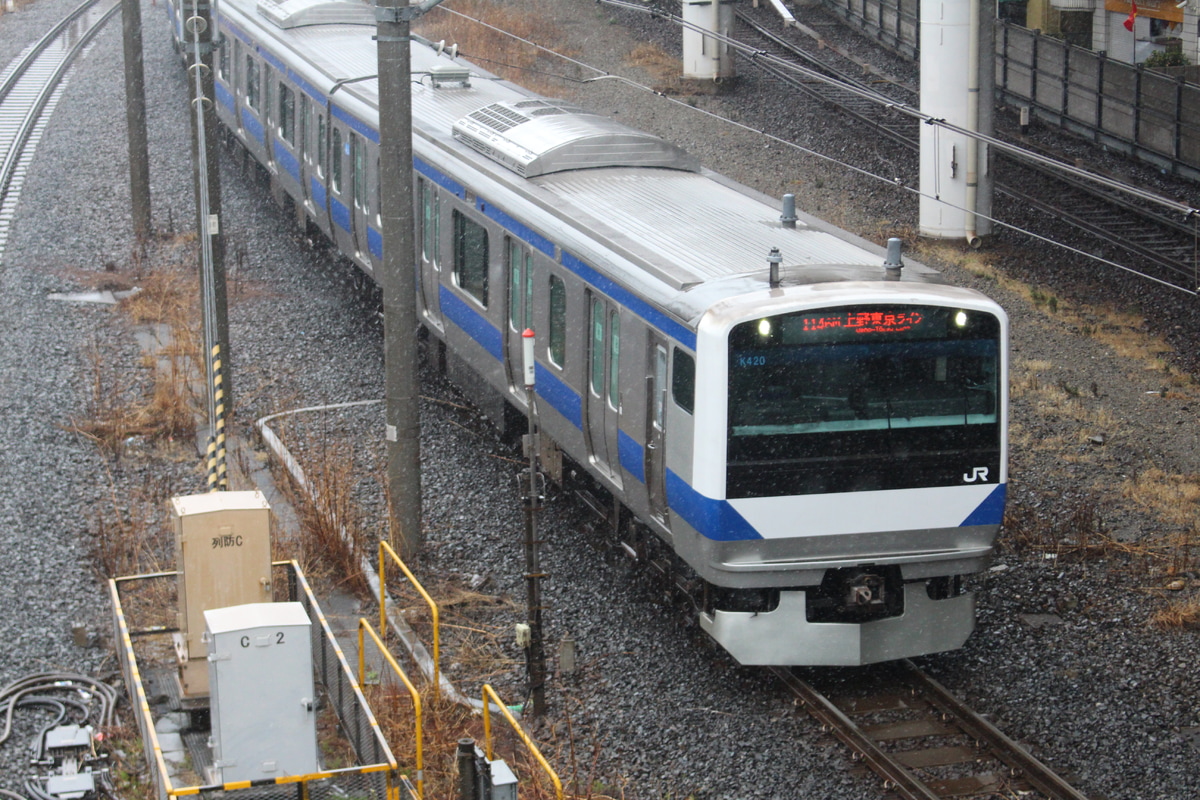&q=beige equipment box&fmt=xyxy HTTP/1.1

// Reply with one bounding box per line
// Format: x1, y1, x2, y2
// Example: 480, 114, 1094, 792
171, 491, 272, 699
